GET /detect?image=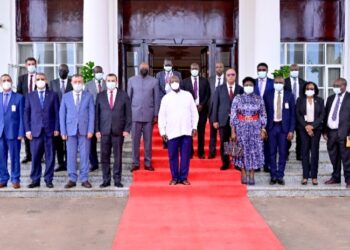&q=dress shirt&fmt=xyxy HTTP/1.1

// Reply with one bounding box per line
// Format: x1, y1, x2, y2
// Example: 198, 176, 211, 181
60, 78, 68, 90
305, 99, 315, 122
73, 91, 81, 106
258, 77, 267, 97
327, 92, 346, 129
28, 73, 36, 92
164, 71, 174, 94
107, 88, 118, 108
215, 74, 224, 88
290, 77, 299, 99
95, 80, 103, 93
227, 83, 235, 96
273, 90, 284, 122
158, 90, 199, 140
2, 91, 12, 109
191, 76, 200, 105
